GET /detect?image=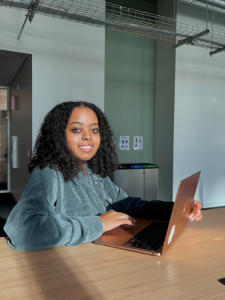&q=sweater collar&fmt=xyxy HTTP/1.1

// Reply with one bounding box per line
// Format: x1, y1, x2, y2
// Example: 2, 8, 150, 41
73, 163, 103, 186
